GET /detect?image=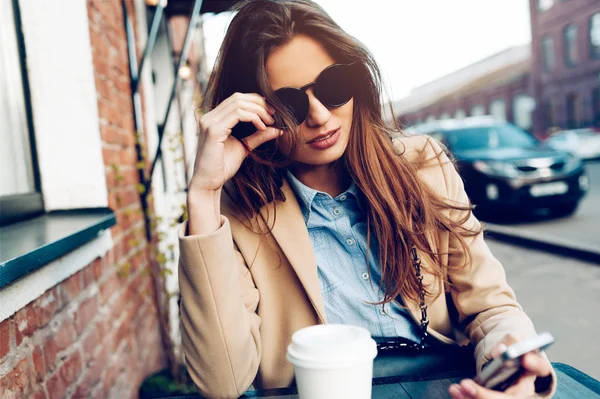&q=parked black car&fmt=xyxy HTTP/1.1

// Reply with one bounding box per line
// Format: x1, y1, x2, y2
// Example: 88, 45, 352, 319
408, 117, 589, 218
